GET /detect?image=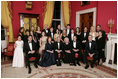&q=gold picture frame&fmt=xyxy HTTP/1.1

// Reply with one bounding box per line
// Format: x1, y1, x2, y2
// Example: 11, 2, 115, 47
81, 1, 90, 6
